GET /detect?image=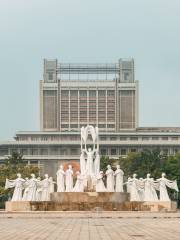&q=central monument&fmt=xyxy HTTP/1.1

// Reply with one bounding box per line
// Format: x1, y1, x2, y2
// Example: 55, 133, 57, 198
80, 125, 100, 191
